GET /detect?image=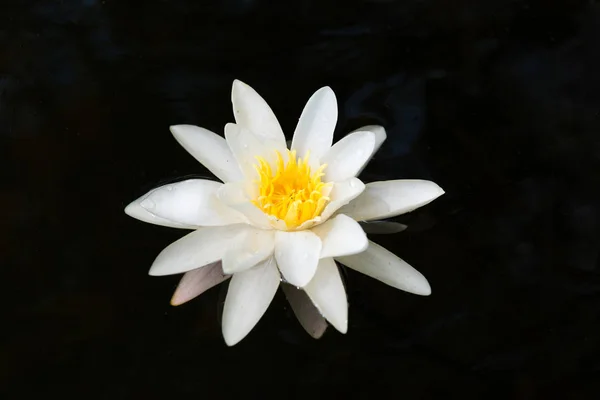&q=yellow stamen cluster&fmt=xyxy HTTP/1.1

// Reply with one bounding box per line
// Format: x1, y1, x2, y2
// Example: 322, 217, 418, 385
252, 150, 331, 229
